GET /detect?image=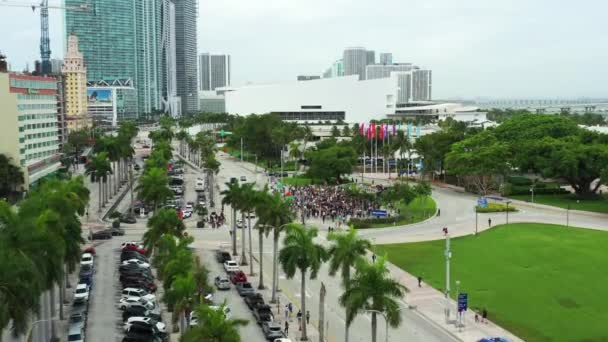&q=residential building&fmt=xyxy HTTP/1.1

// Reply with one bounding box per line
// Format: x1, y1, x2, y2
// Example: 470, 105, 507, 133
160, 0, 181, 118
65, 0, 170, 116
175, 0, 199, 114
87, 80, 137, 128
297, 75, 321, 81
323, 59, 344, 78
365, 63, 413, 80
343, 47, 368, 80
379, 53, 393, 65
366, 50, 375, 65
199, 53, 231, 91
199, 91, 226, 113
412, 69, 432, 101
61, 34, 90, 131
0, 72, 62, 189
